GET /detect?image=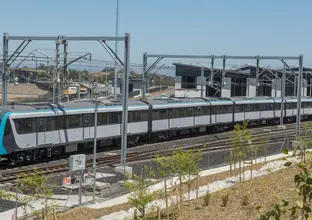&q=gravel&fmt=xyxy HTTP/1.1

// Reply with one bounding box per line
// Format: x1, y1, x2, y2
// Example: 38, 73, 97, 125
0, 199, 22, 213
